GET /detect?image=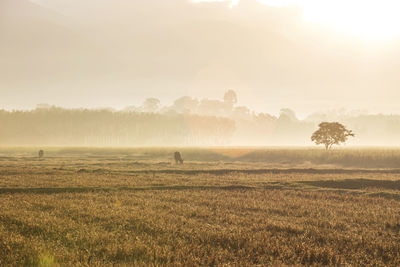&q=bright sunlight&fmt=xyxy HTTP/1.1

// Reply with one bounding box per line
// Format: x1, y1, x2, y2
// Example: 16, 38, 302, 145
298, 0, 400, 40
198, 0, 400, 40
